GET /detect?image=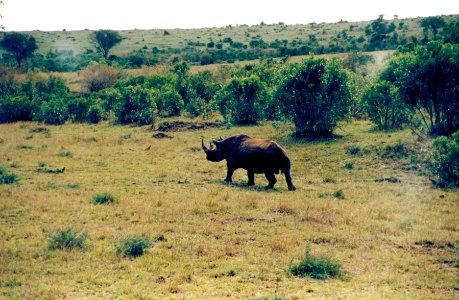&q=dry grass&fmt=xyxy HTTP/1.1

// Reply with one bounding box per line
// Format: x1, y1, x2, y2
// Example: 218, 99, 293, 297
0, 120, 457, 299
